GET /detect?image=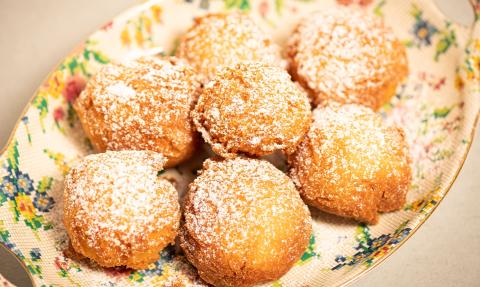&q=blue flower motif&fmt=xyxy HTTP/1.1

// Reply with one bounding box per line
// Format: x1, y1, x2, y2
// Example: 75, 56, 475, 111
390, 228, 411, 244
348, 251, 367, 265
1, 240, 16, 251
335, 255, 346, 263
30, 248, 41, 261
15, 171, 34, 195
369, 234, 390, 250
0, 175, 18, 200
140, 261, 164, 276
413, 19, 438, 46
331, 223, 412, 271
33, 192, 55, 212
21, 116, 29, 124
136, 245, 175, 276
